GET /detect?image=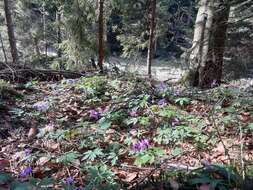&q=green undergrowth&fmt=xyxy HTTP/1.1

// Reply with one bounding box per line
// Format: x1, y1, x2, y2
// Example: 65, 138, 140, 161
1, 74, 253, 190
